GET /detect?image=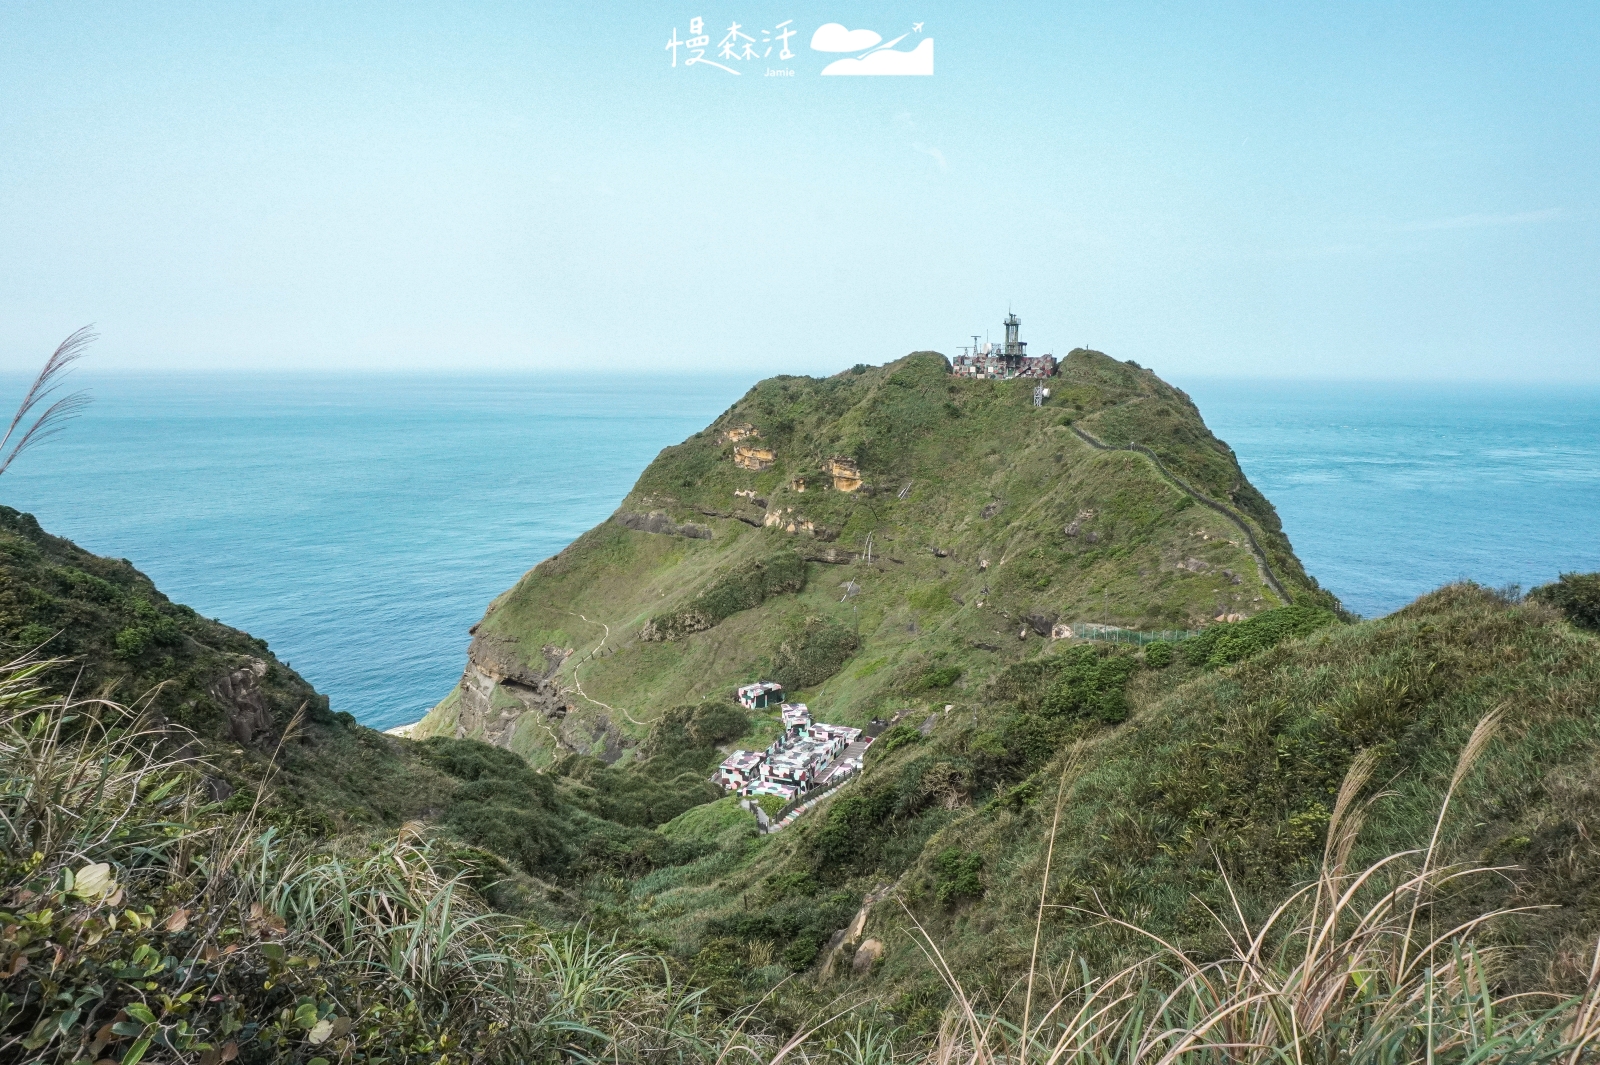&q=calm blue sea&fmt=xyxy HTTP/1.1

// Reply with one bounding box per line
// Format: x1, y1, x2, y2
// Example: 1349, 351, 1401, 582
1181, 379, 1600, 620
0, 374, 749, 731
1, 373, 1595, 729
